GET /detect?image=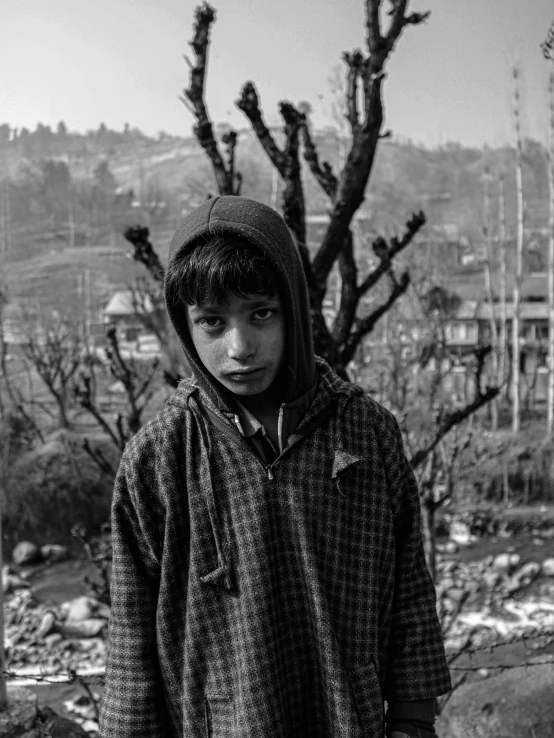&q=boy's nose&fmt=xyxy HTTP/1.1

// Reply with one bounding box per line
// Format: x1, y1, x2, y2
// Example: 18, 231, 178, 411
227, 327, 255, 360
